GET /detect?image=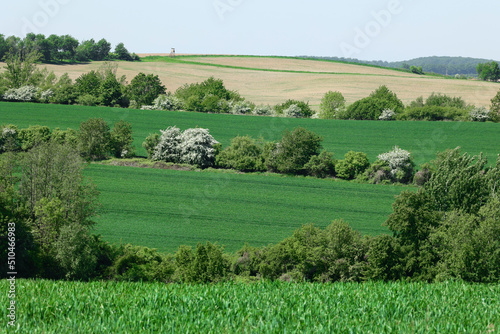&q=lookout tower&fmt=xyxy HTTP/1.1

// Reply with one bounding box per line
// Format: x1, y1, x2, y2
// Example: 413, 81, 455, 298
170, 48, 176, 57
